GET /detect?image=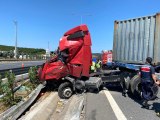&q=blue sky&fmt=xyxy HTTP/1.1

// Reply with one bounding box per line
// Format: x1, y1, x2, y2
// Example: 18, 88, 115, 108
0, 0, 160, 53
